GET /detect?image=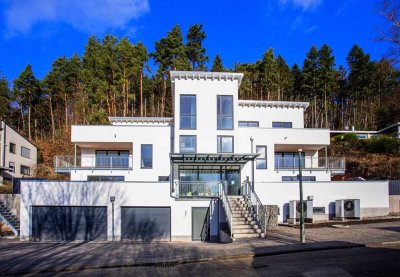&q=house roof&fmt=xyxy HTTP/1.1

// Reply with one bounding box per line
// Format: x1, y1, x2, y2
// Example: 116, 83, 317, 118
170, 153, 259, 164
108, 117, 173, 125
238, 100, 309, 109
170, 71, 243, 84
